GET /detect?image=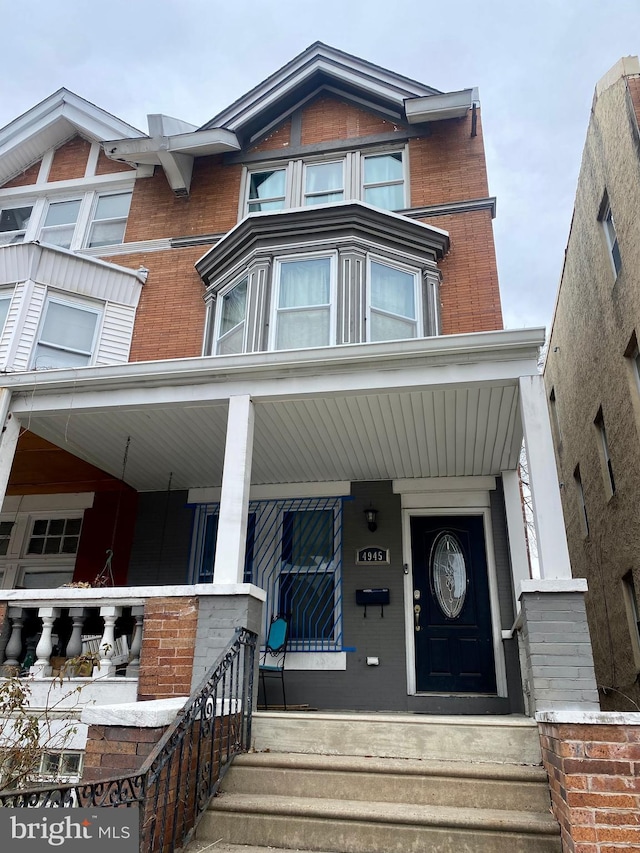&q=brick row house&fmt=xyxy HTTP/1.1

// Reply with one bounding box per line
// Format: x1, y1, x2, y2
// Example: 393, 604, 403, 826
0, 46, 626, 846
